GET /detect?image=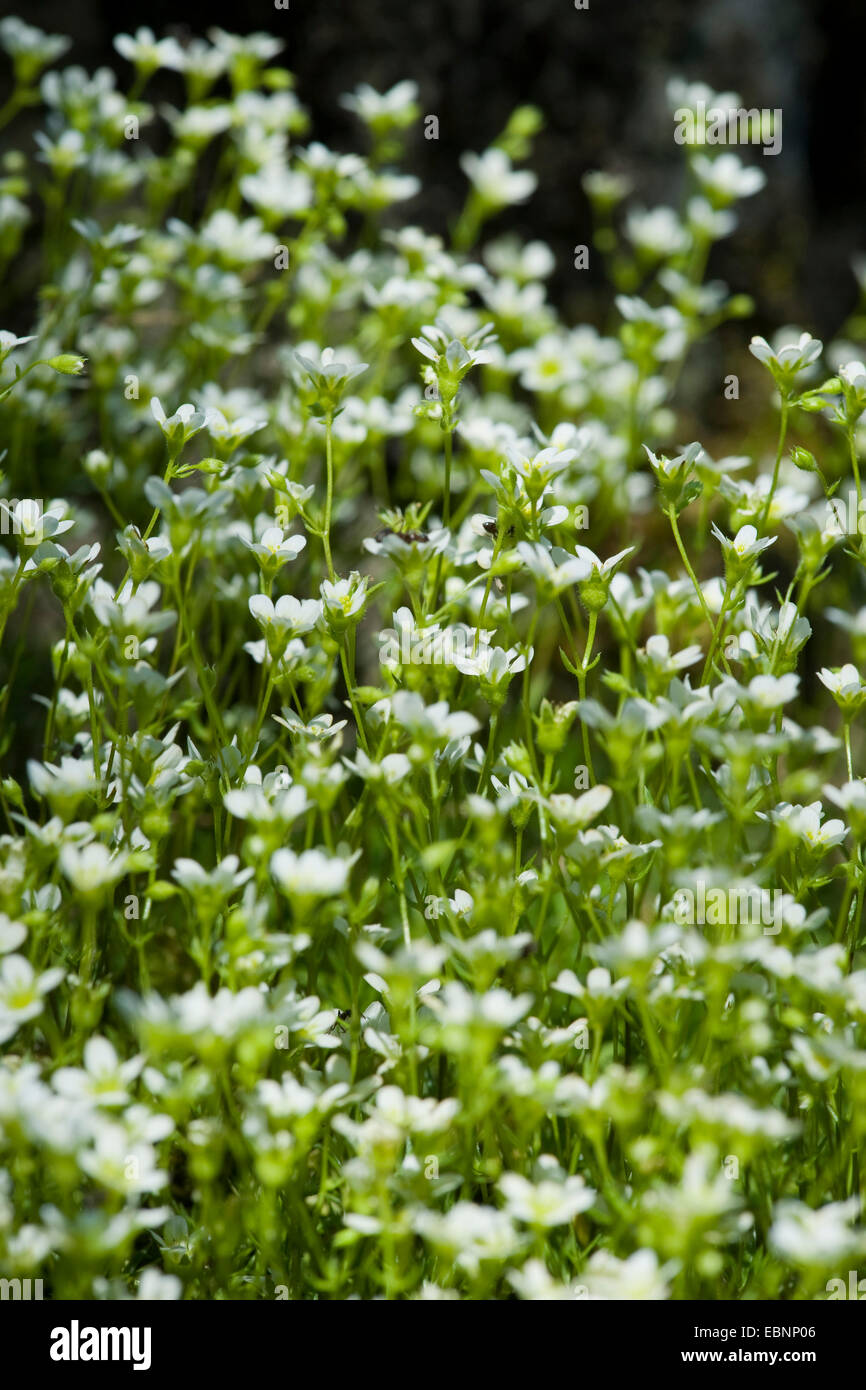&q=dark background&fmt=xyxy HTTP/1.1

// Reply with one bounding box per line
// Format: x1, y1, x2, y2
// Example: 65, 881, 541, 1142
2, 0, 864, 337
